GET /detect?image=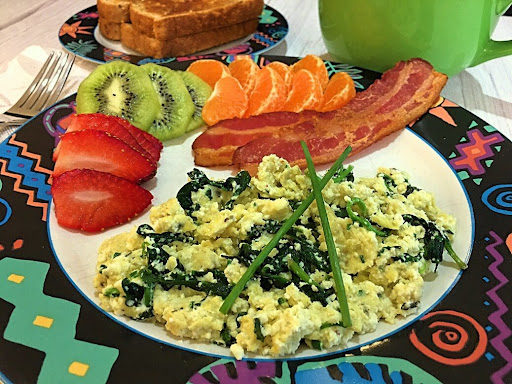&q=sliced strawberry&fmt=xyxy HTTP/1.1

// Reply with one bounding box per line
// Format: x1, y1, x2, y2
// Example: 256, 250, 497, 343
52, 169, 153, 232
113, 117, 163, 162
53, 114, 157, 164
53, 130, 156, 183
